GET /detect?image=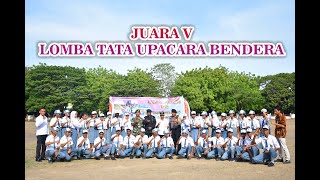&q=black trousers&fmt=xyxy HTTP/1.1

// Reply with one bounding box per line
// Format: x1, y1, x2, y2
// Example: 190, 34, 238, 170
36, 135, 47, 159
171, 130, 181, 154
